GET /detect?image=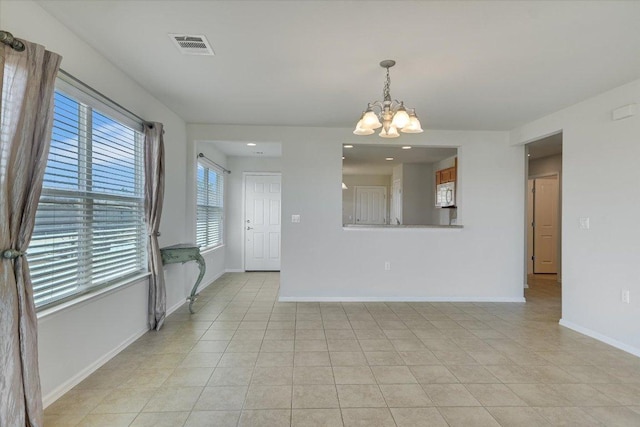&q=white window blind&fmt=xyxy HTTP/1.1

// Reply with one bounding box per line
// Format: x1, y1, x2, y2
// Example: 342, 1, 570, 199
196, 162, 224, 249
28, 79, 146, 309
